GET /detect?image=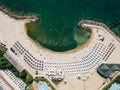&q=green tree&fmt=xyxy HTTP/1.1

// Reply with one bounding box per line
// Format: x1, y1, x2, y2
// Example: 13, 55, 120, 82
14, 71, 20, 77
19, 70, 27, 79
26, 73, 33, 84
6, 63, 13, 69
